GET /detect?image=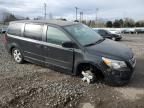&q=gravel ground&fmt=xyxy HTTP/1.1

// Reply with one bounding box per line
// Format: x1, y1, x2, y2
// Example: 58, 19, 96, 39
0, 34, 144, 108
